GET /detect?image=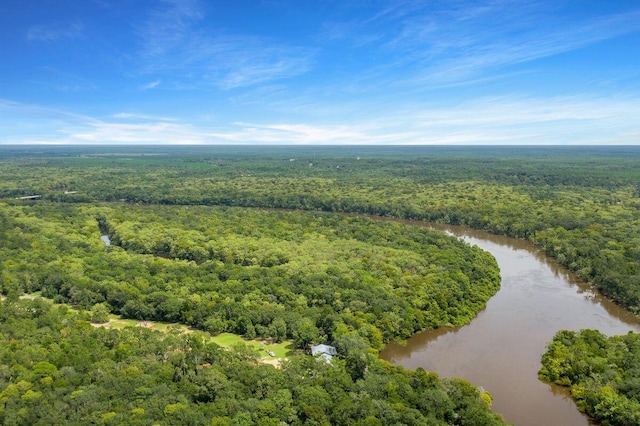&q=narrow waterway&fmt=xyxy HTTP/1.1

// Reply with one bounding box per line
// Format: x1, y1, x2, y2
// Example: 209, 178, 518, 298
379, 223, 640, 426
